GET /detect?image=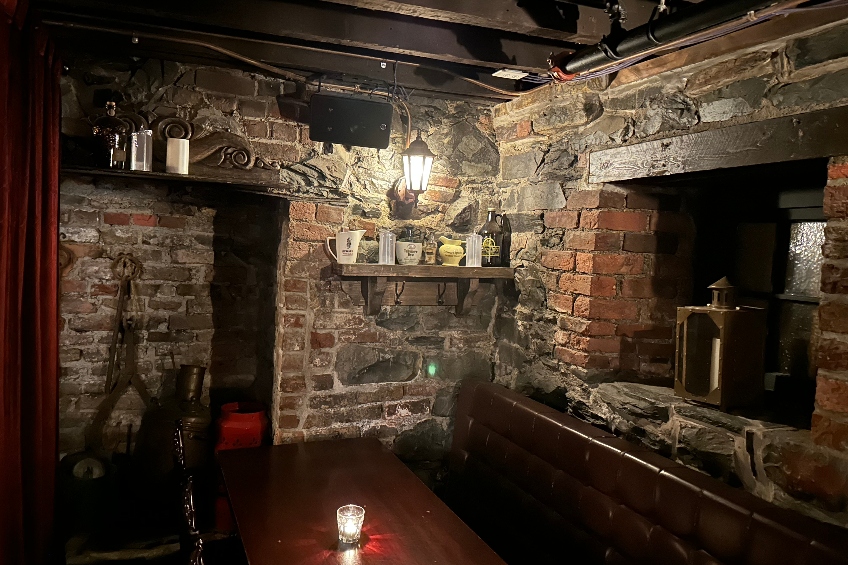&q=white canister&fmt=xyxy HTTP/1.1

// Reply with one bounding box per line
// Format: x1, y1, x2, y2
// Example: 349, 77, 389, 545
166, 138, 190, 174
396, 241, 423, 265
